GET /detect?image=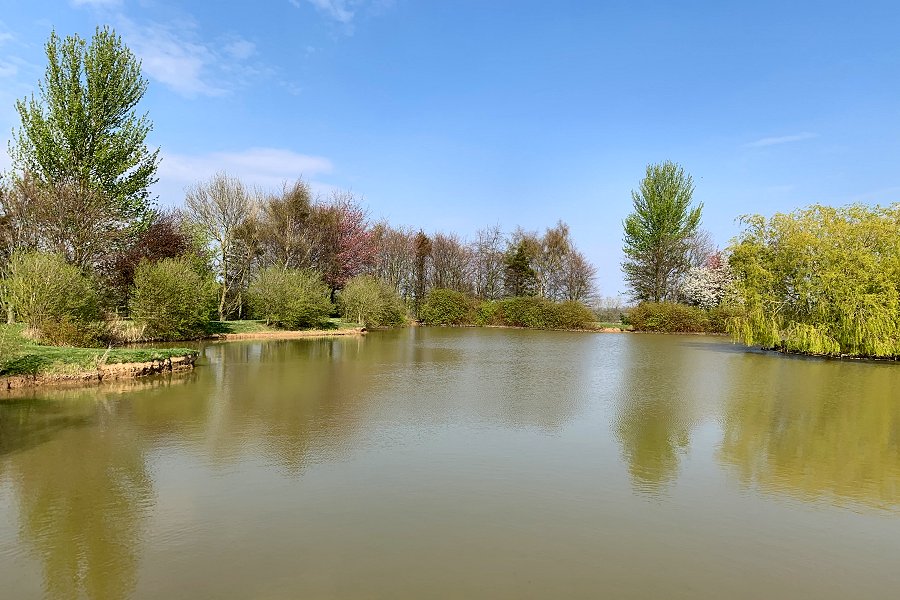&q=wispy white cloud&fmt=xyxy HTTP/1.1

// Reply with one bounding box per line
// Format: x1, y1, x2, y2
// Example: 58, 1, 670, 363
291, 0, 354, 23
70, 4, 264, 98
291, 0, 394, 26
157, 147, 334, 196
223, 38, 256, 60
119, 18, 229, 98
0, 61, 17, 78
306, 0, 355, 23
745, 132, 818, 148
